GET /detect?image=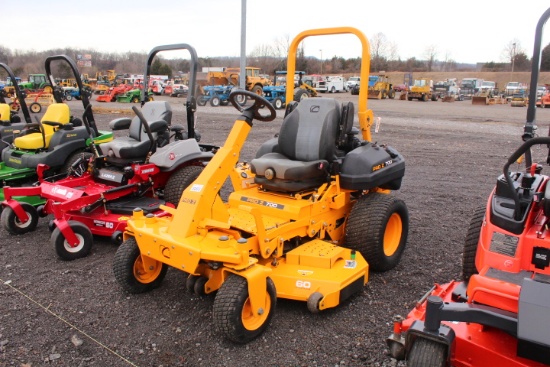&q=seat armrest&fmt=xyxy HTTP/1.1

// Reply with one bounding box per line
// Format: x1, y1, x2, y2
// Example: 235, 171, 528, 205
149, 119, 168, 133
109, 117, 132, 130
